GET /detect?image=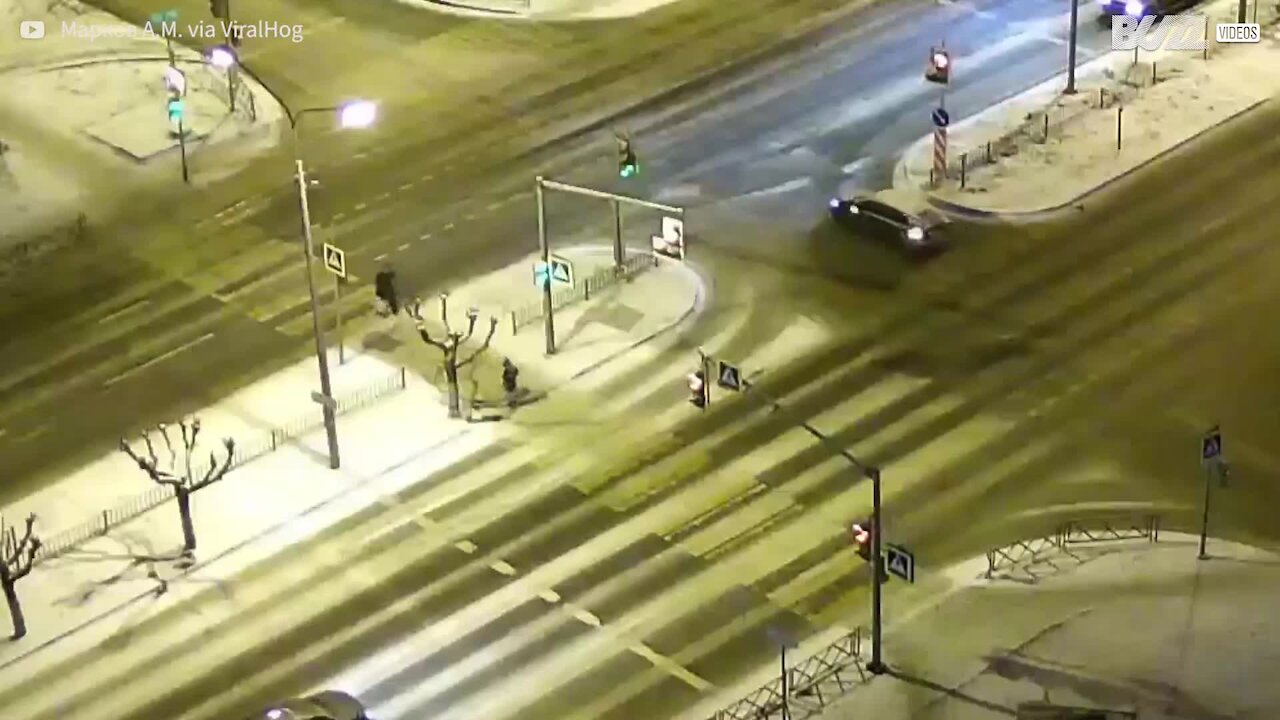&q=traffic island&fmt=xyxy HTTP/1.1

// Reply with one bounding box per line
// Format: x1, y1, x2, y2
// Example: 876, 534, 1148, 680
384, 243, 705, 409
893, 0, 1280, 218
